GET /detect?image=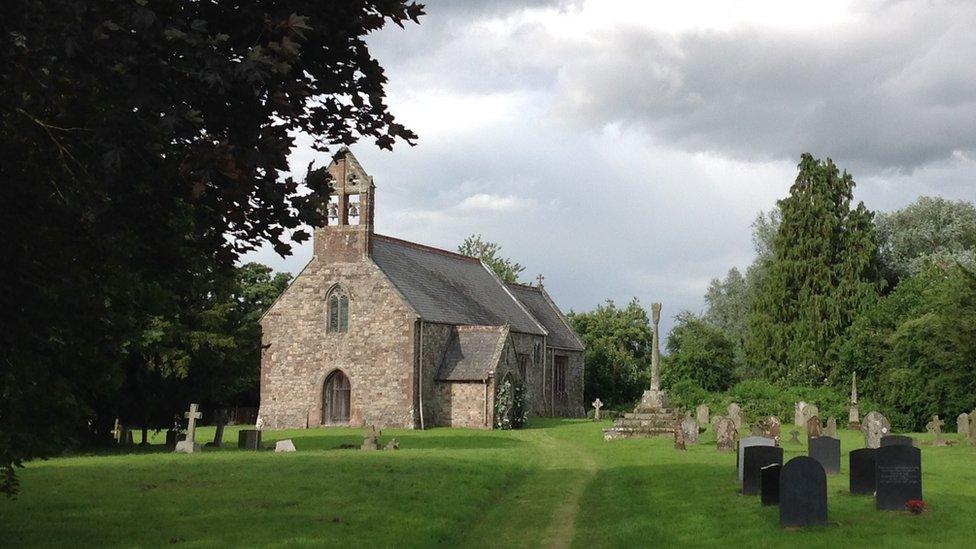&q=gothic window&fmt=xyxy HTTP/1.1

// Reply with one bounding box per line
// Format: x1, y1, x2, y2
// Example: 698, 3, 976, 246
518, 353, 530, 382
533, 341, 542, 364
553, 355, 568, 396
327, 286, 349, 333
